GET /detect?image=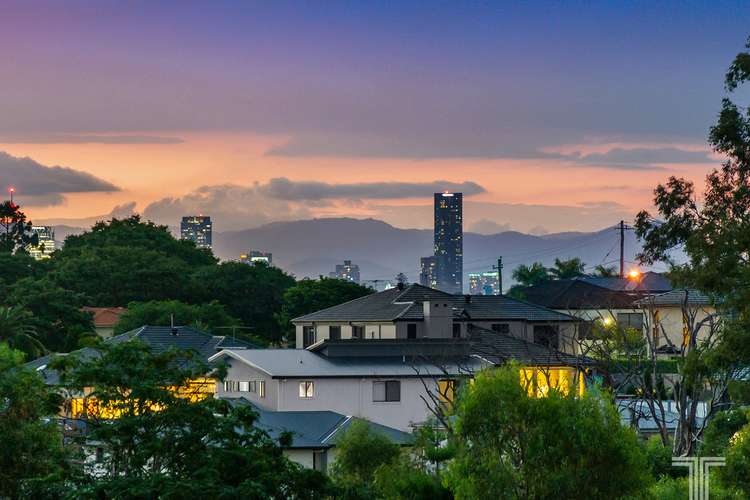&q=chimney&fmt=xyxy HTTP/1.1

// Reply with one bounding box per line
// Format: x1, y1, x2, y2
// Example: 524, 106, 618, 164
170, 313, 178, 336
397, 281, 405, 291
464, 294, 472, 304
